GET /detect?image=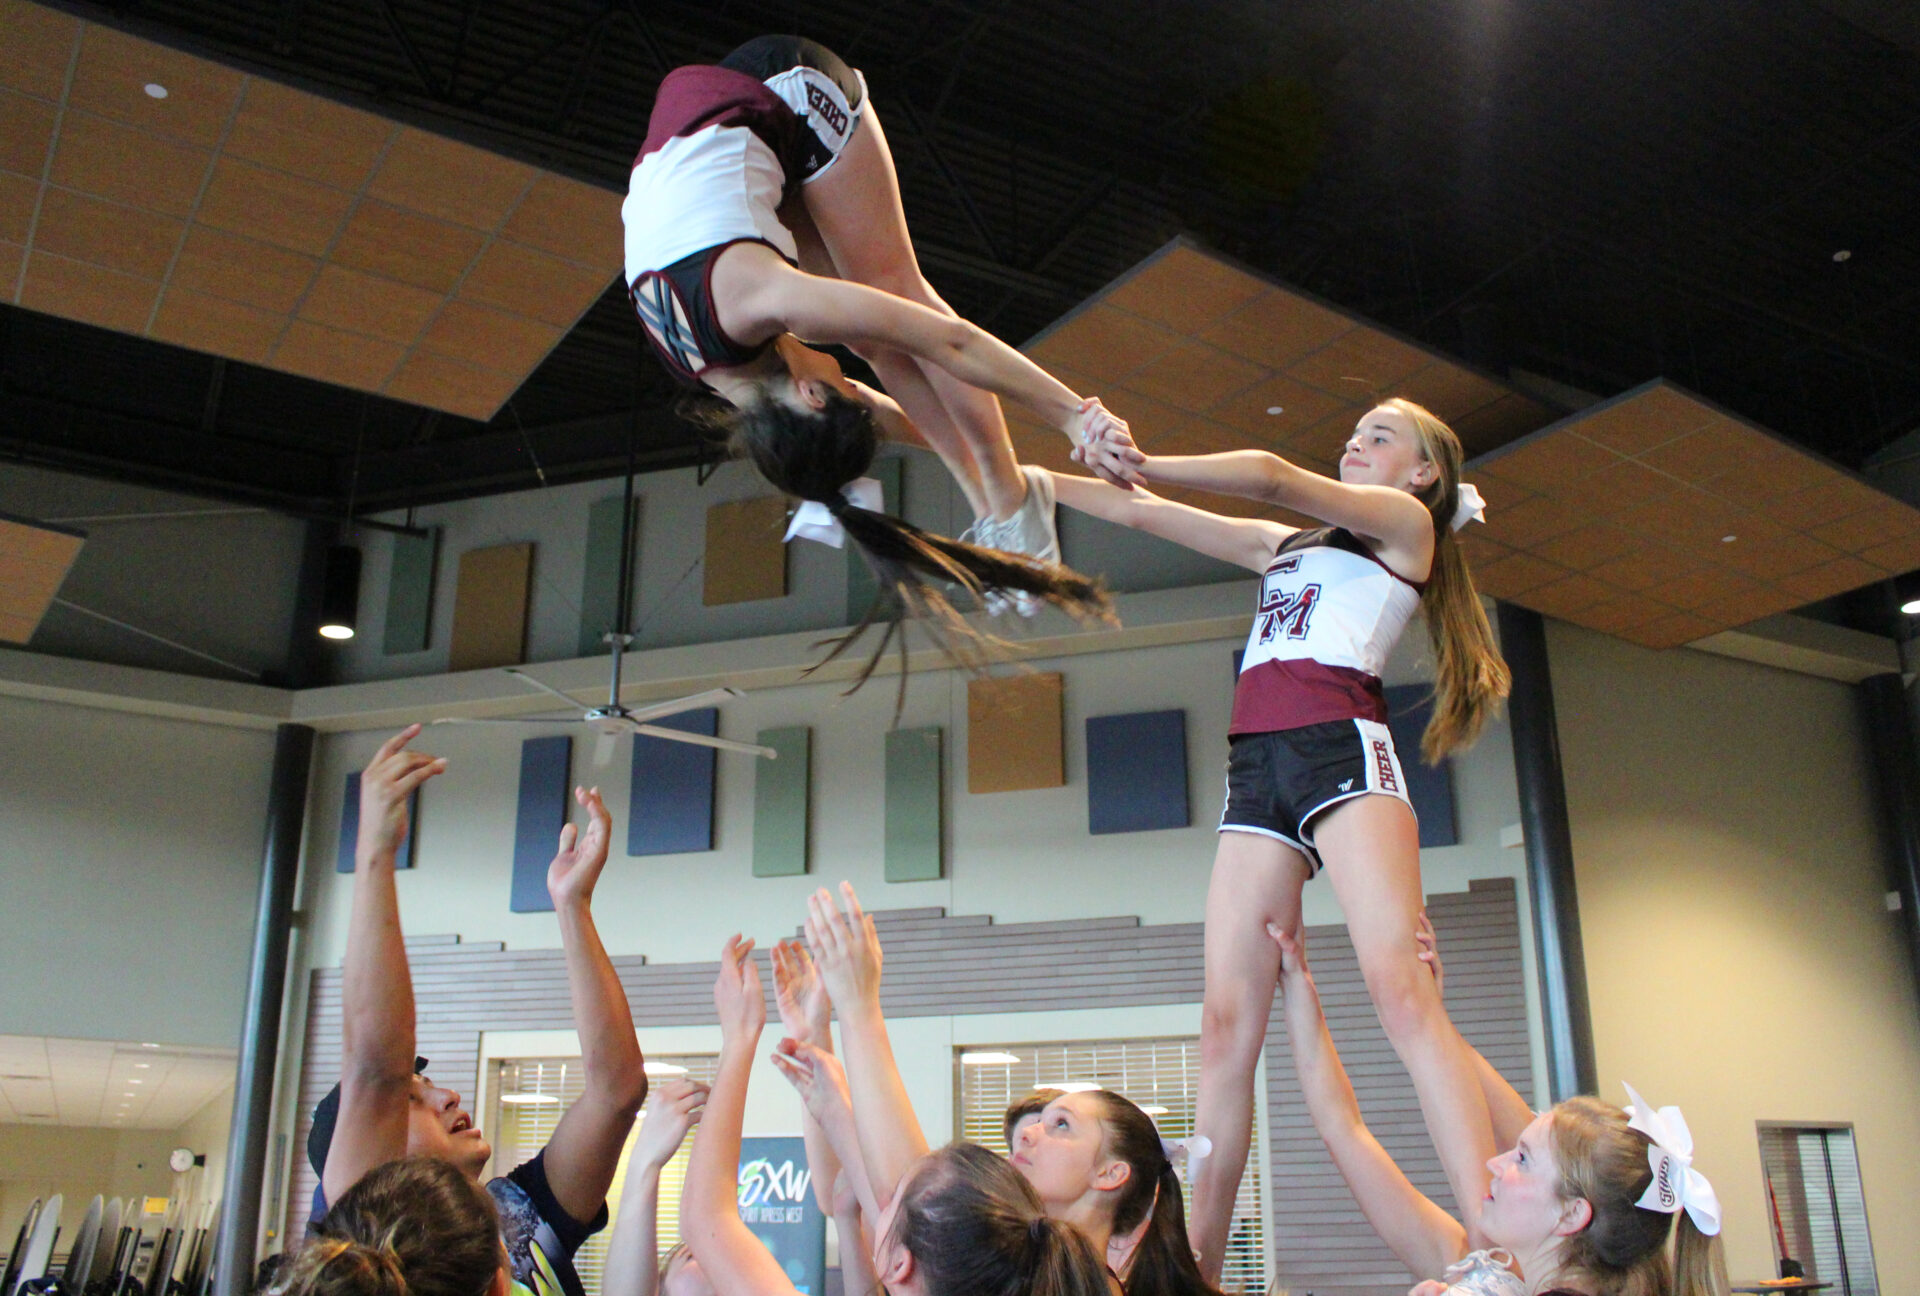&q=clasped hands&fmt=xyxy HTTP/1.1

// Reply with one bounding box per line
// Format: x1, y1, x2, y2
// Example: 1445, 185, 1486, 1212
1068, 398, 1147, 488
